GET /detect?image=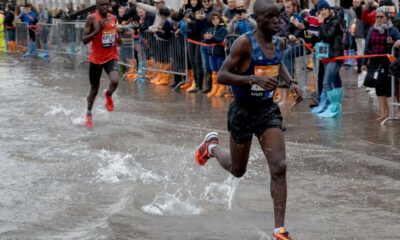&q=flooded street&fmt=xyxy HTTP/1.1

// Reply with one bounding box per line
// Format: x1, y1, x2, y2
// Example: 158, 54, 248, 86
0, 55, 399, 239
